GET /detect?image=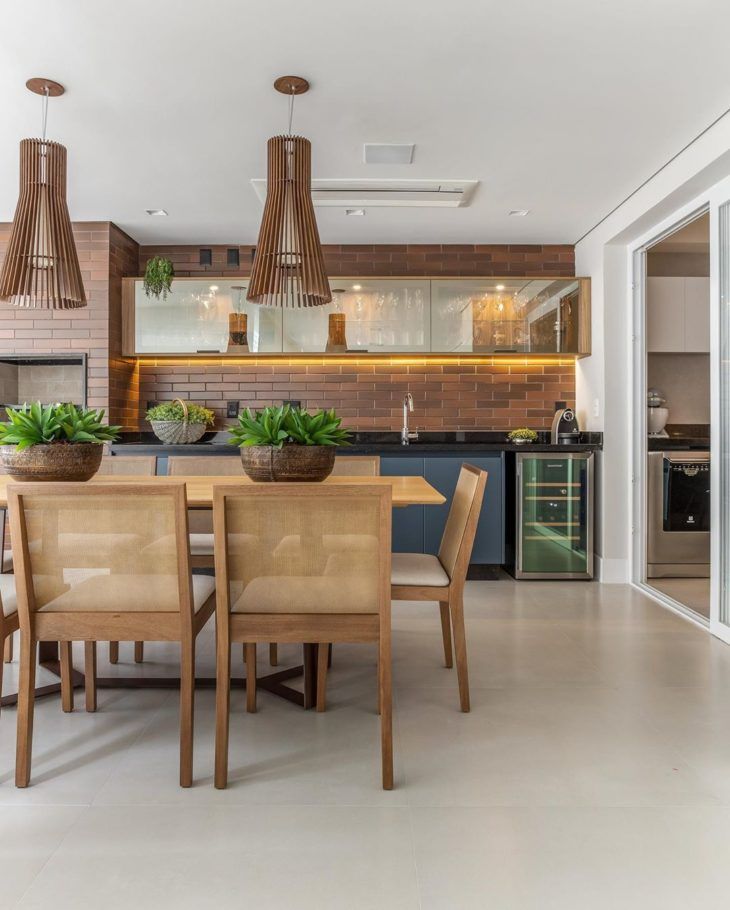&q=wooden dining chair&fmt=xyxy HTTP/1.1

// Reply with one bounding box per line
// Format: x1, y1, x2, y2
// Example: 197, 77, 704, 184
9, 481, 216, 788
0, 463, 16, 667
0, 573, 18, 713
330, 455, 381, 476
167, 456, 243, 568
390, 463, 487, 712
97, 454, 158, 664
213, 483, 393, 790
